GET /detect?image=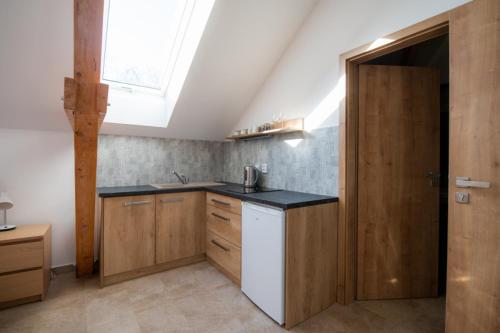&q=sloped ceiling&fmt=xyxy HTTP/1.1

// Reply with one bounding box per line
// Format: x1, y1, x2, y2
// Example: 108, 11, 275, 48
0, 0, 318, 141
